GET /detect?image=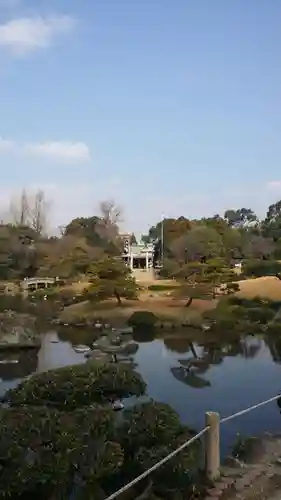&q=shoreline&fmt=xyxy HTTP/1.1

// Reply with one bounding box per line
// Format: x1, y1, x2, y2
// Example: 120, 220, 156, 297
207, 433, 281, 499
